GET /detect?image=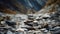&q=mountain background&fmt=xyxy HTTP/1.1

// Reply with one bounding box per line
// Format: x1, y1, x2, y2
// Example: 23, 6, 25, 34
0, 0, 60, 14
0, 0, 47, 14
